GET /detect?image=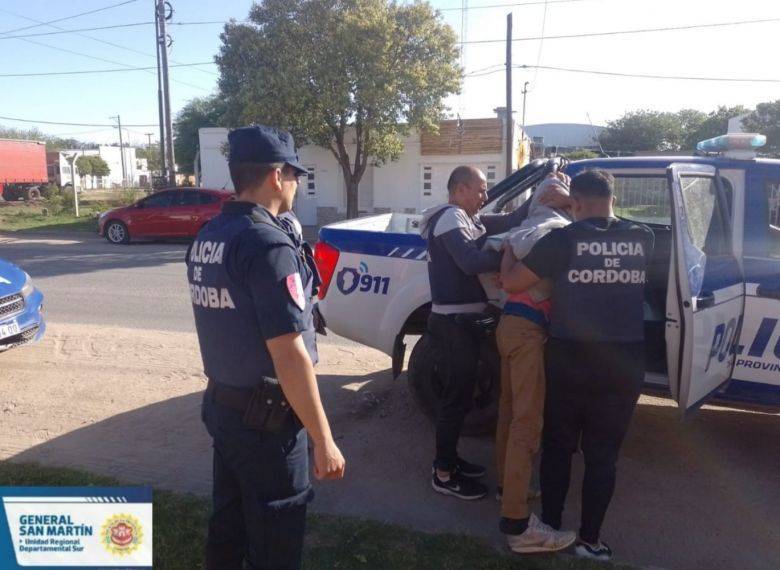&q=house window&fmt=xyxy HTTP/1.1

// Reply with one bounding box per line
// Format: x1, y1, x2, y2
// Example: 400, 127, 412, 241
422, 166, 432, 196
305, 166, 316, 196
486, 164, 497, 189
